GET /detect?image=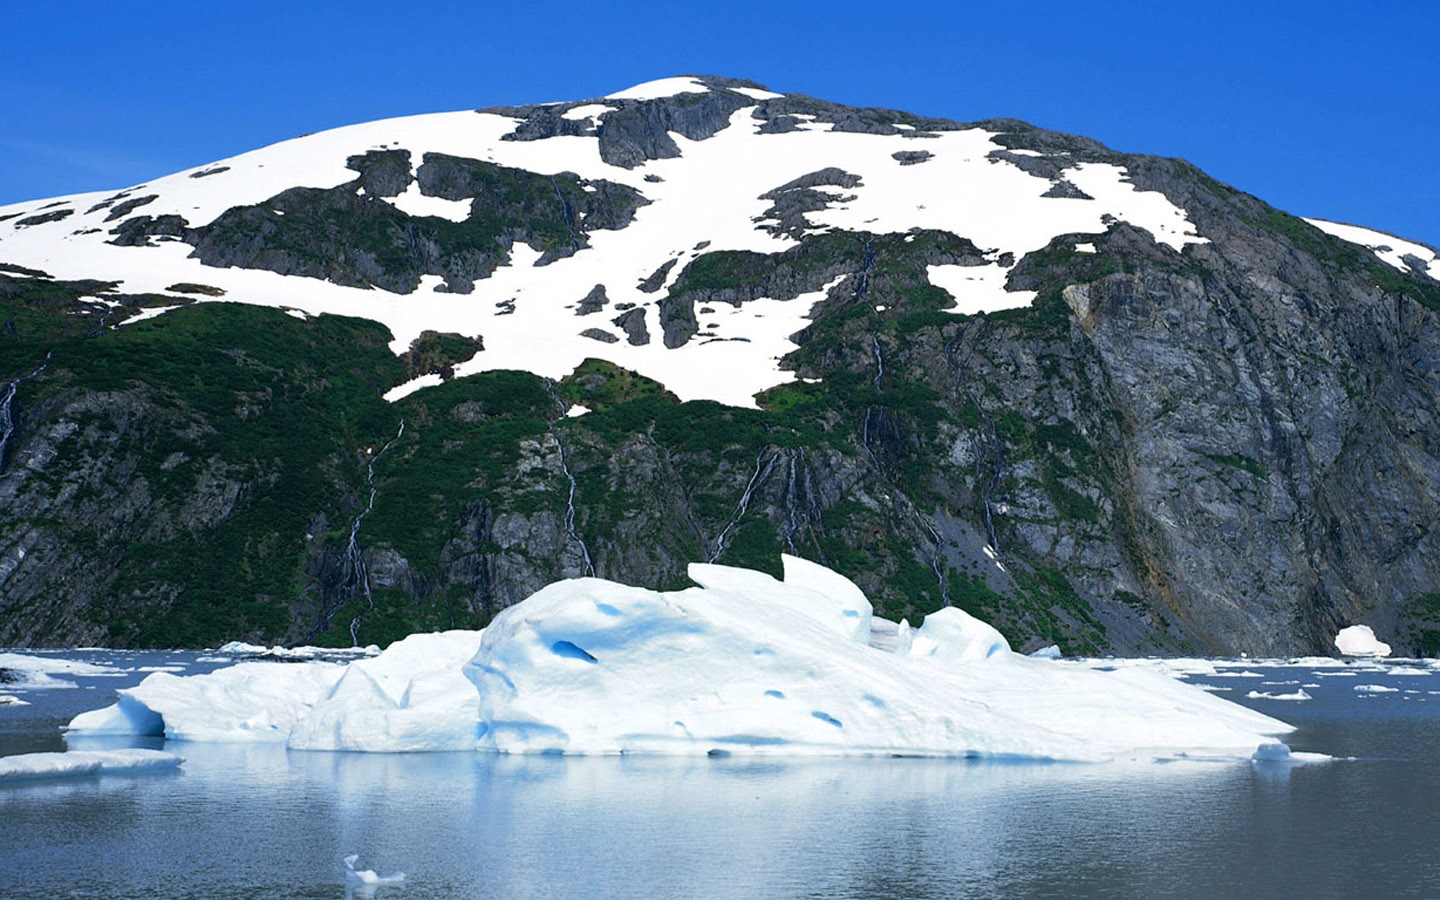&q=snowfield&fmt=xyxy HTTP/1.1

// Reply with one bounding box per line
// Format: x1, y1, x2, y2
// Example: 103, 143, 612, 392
0, 78, 1210, 408
68, 557, 1294, 761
